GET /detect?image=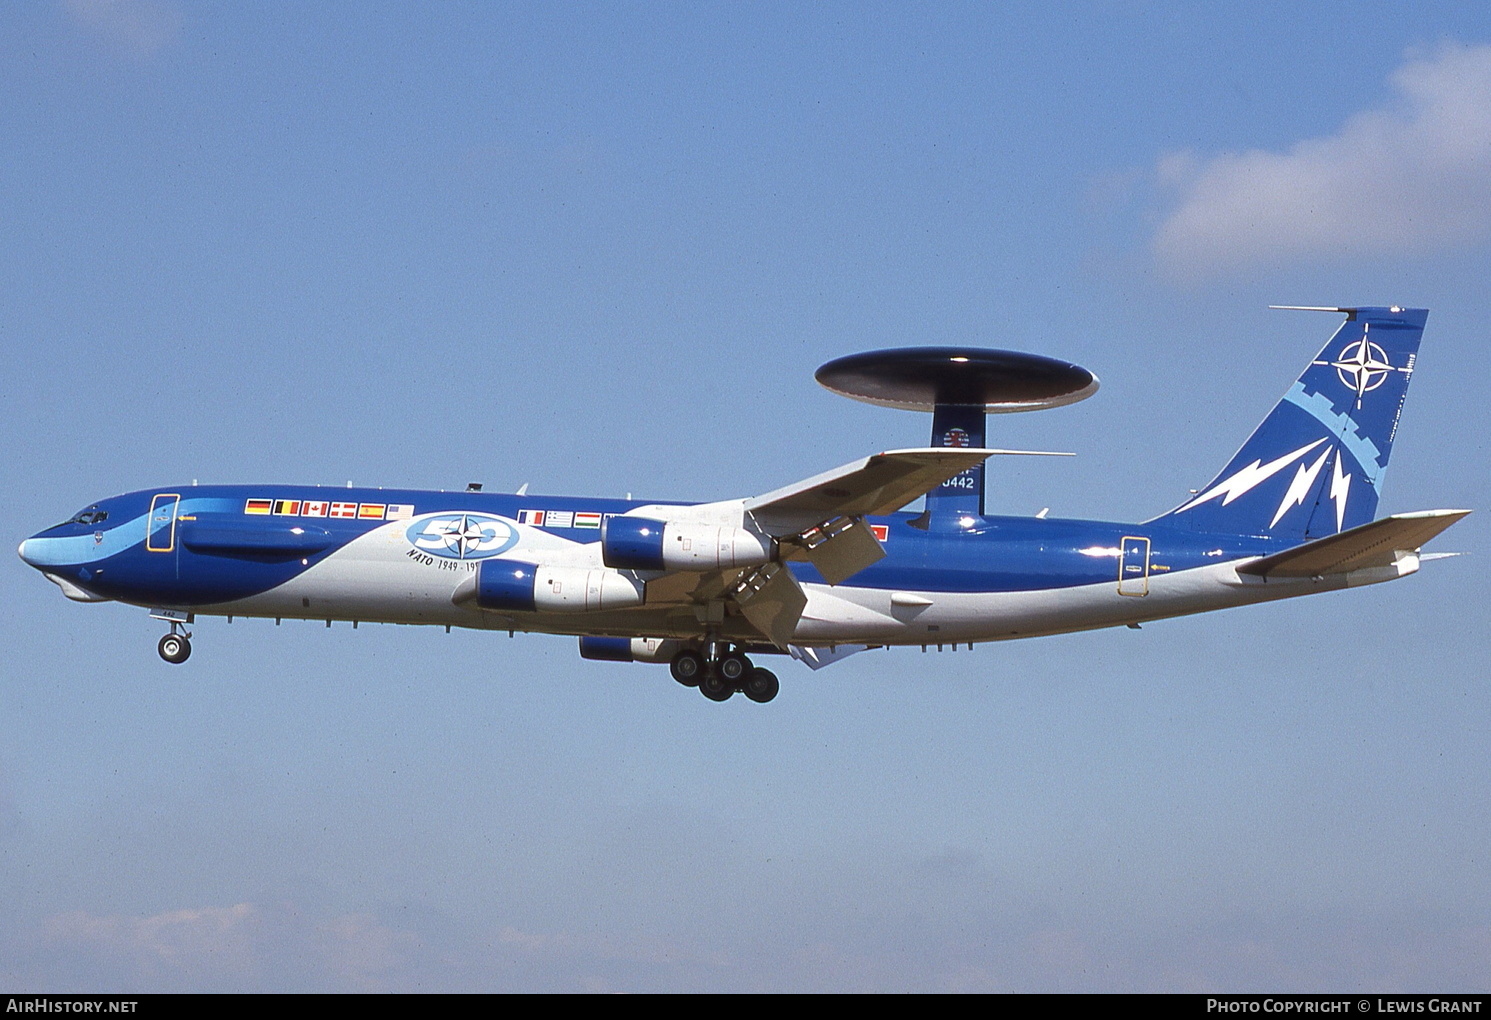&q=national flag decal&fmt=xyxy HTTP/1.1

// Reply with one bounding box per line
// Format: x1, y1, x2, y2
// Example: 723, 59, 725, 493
273, 499, 301, 516
358, 504, 386, 520
301, 501, 329, 517
871, 524, 889, 542
386, 504, 414, 521
244, 499, 272, 515
330, 502, 357, 519
518, 508, 608, 529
